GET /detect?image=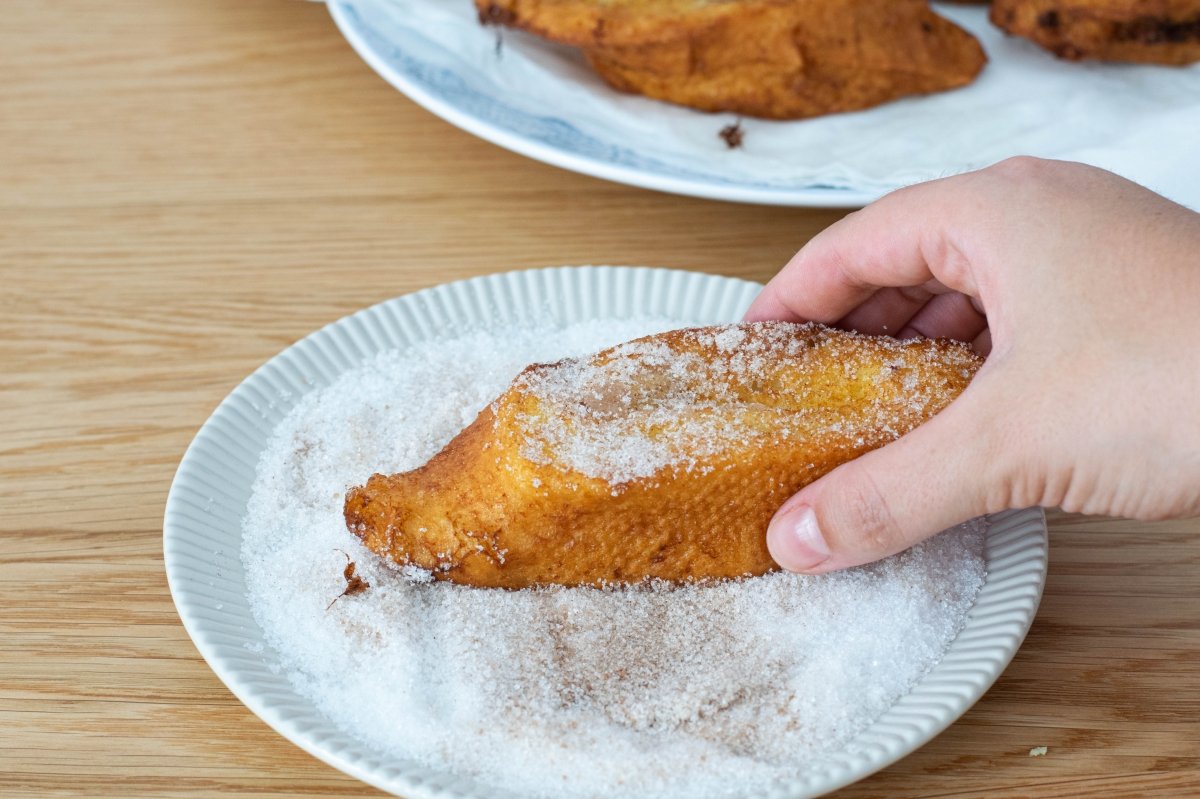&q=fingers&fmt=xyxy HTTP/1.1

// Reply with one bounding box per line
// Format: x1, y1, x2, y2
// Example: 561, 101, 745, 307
895, 291, 988, 342
766, 380, 1005, 573
744, 175, 991, 326
972, 328, 992, 356
837, 285, 934, 336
